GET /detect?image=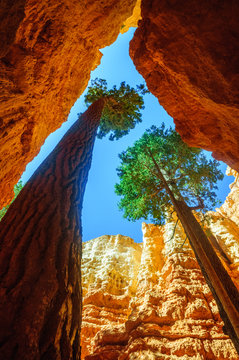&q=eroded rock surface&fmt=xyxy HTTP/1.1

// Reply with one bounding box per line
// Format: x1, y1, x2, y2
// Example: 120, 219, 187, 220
81, 219, 239, 359
1, 0, 239, 206
219, 168, 239, 227
130, 0, 239, 169
121, 0, 141, 34
0, 0, 136, 207
81, 235, 142, 359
